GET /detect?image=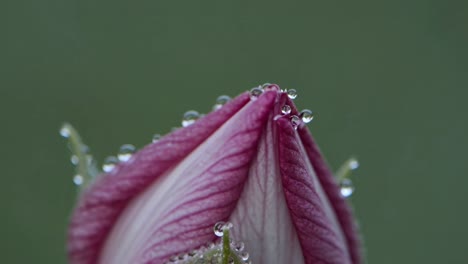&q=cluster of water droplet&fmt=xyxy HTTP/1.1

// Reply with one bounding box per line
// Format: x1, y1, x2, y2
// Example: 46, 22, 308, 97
267, 86, 314, 130
339, 158, 359, 198
164, 222, 251, 264
101, 144, 137, 173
